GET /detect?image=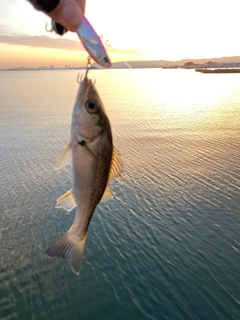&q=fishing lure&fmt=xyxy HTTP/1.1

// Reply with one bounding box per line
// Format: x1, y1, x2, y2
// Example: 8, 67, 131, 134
75, 17, 111, 68
50, 17, 111, 68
